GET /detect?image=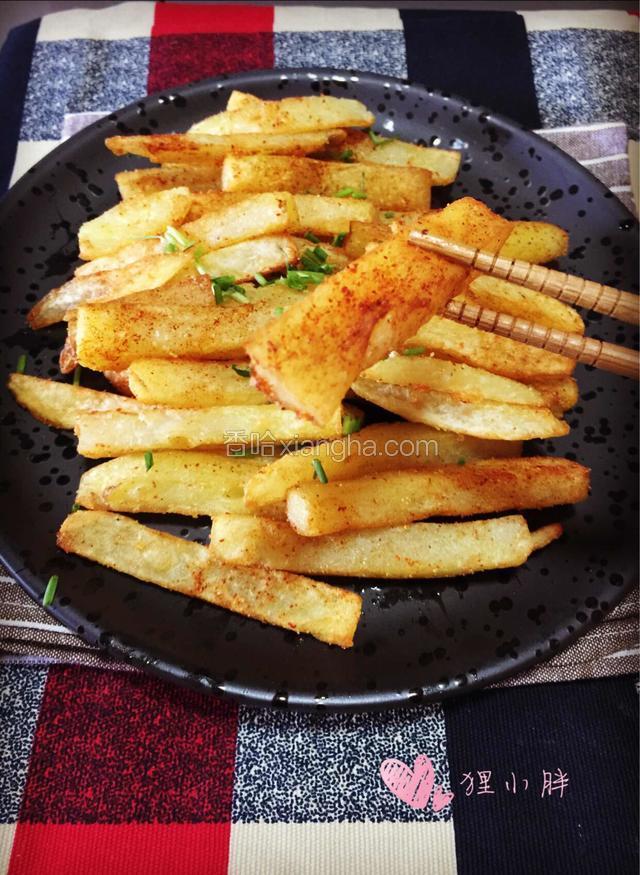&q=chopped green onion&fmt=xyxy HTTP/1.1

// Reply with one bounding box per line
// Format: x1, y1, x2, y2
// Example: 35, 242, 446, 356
299, 245, 334, 276
304, 231, 320, 243
368, 129, 394, 148
312, 458, 329, 484
16, 354, 27, 374
254, 272, 269, 286
342, 413, 363, 435
338, 149, 355, 163
163, 241, 178, 254
144, 451, 154, 471
383, 211, 396, 219
457, 457, 466, 466
42, 574, 58, 607
73, 366, 82, 386
402, 346, 426, 356
211, 275, 249, 305
193, 244, 208, 274
163, 225, 195, 252
332, 232, 347, 247
335, 187, 367, 199
273, 306, 284, 316
228, 288, 249, 304
71, 502, 81, 512
286, 269, 326, 290
232, 364, 251, 378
